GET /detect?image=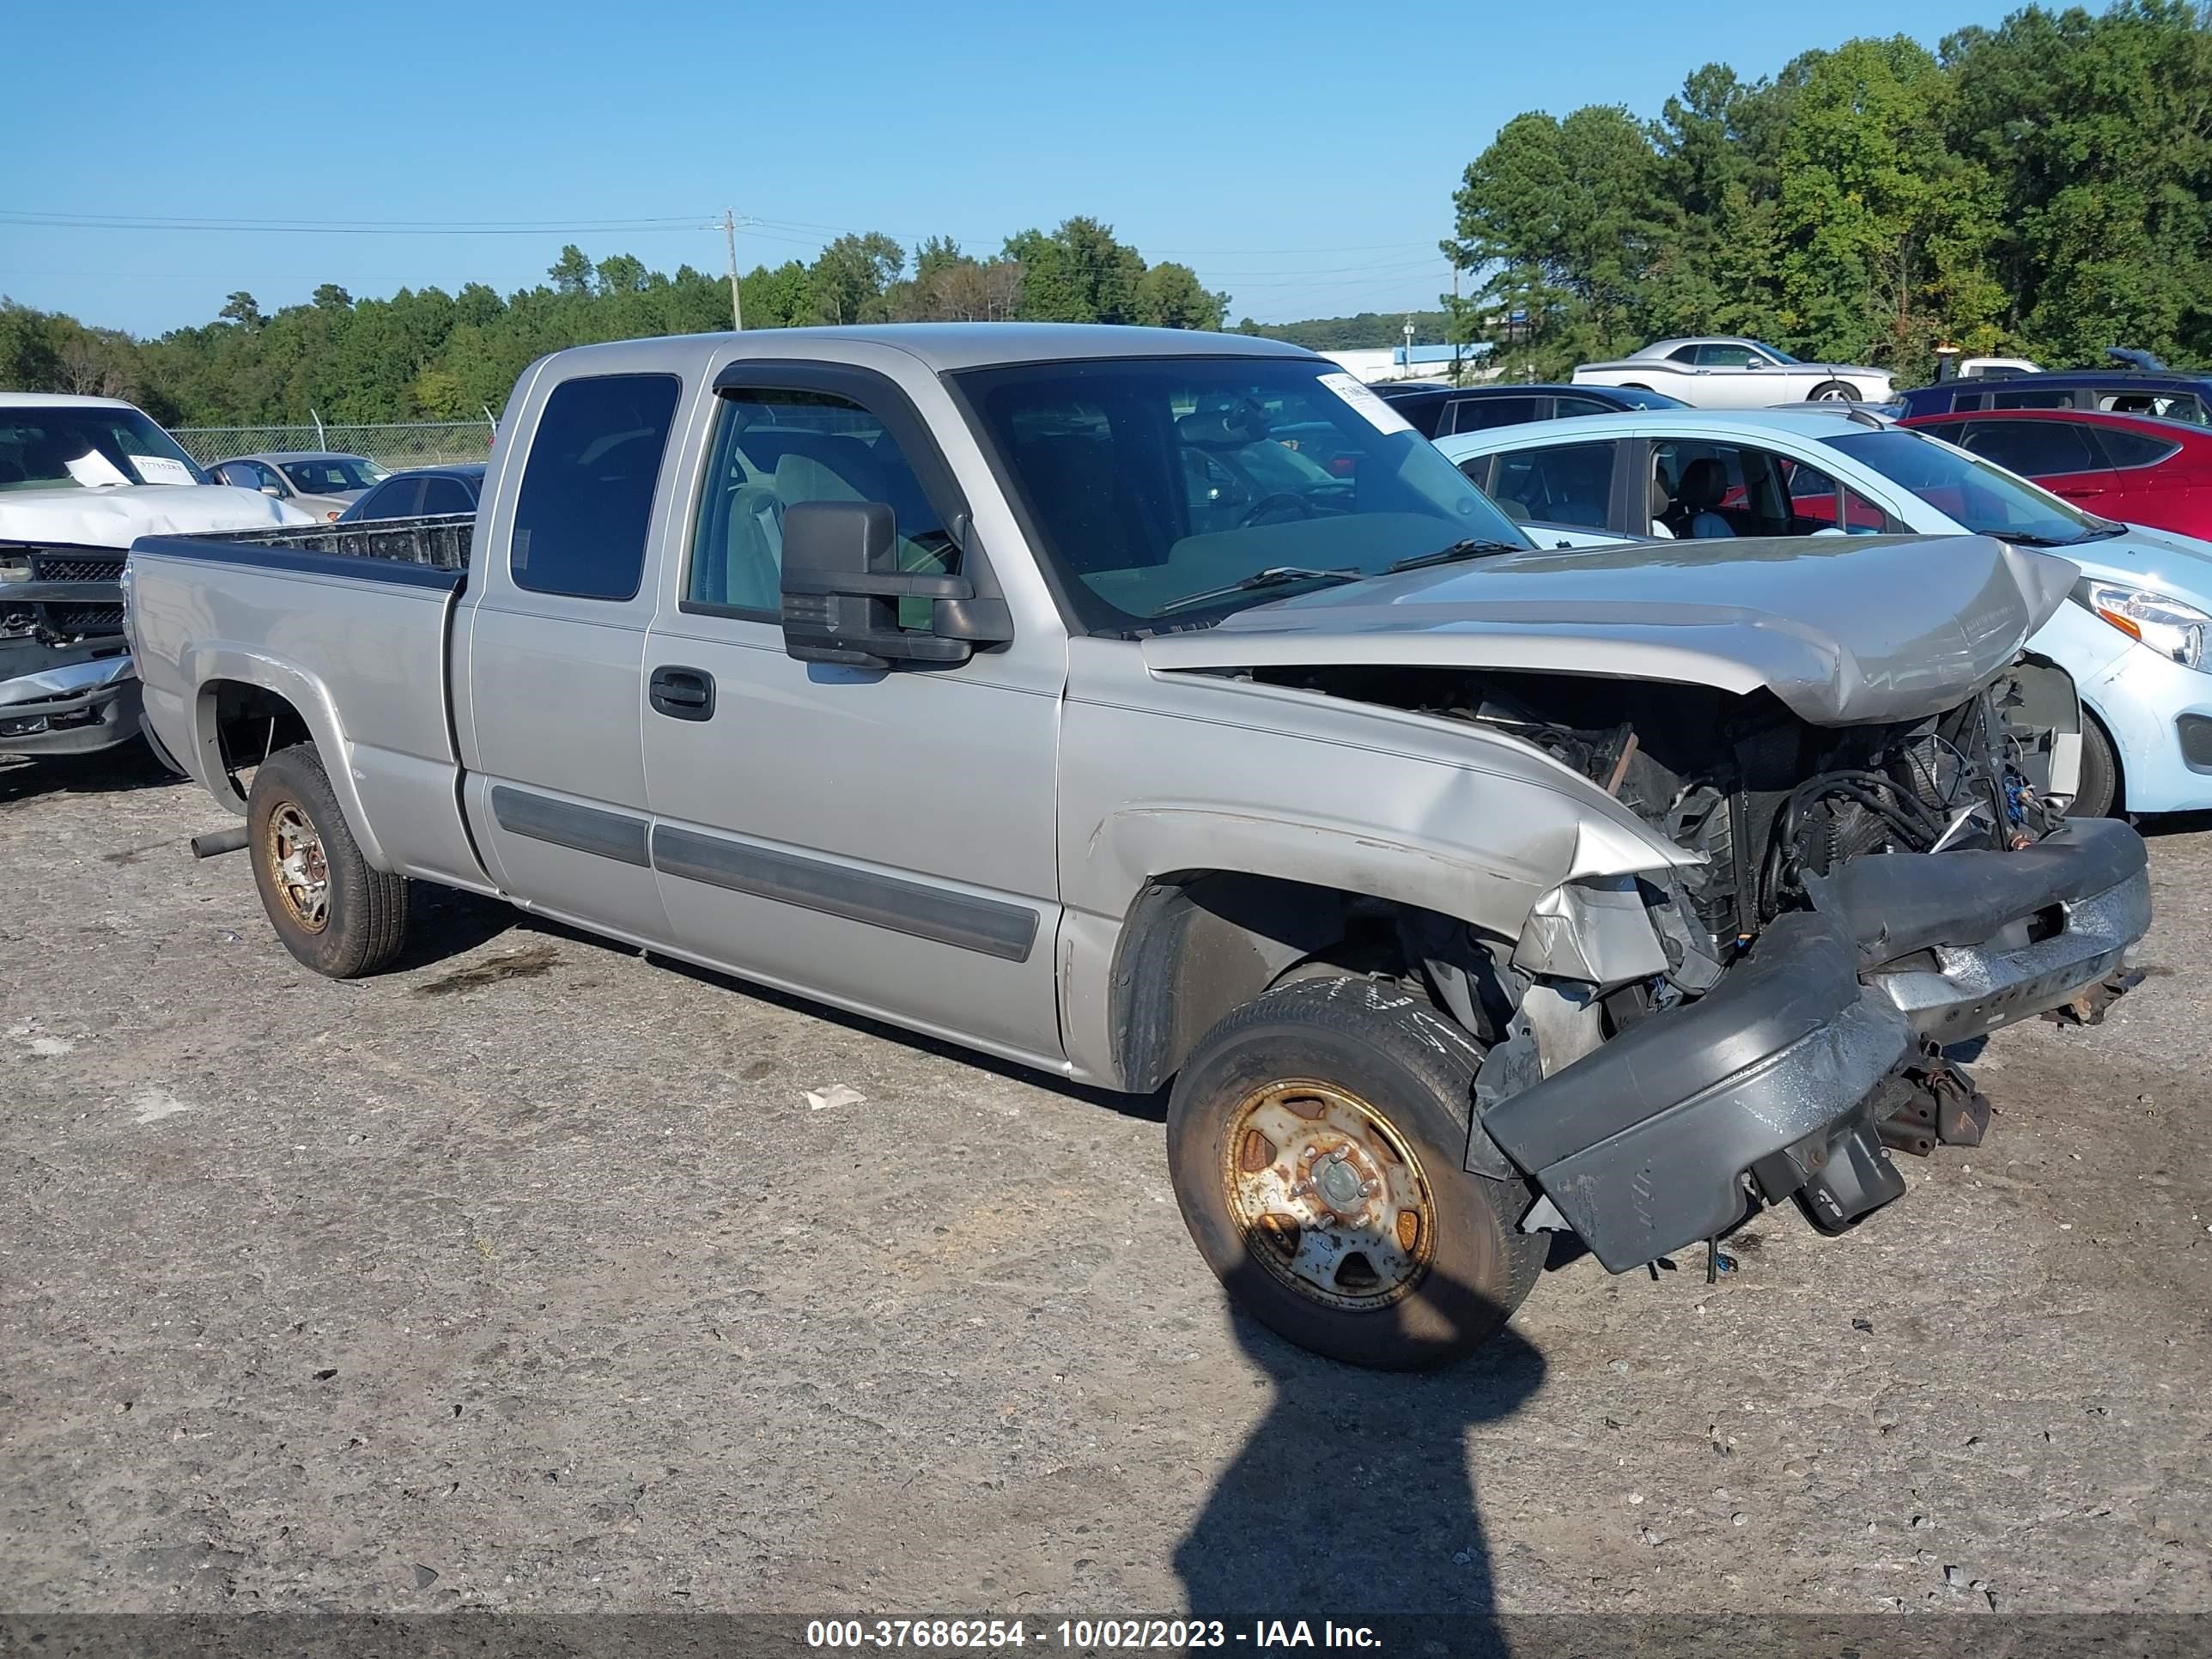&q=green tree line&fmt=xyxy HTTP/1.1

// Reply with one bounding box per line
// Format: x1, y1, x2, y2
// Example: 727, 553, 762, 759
1236, 310, 1453, 351
1446, 0, 2212, 383
0, 216, 1231, 427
